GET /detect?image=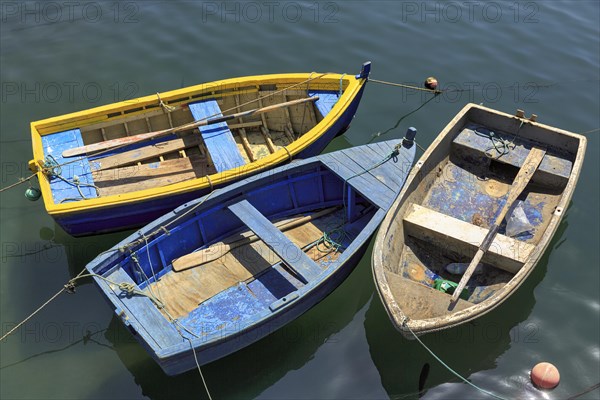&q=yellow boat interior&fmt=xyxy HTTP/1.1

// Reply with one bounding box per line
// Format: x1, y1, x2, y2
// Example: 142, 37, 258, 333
29, 73, 358, 209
